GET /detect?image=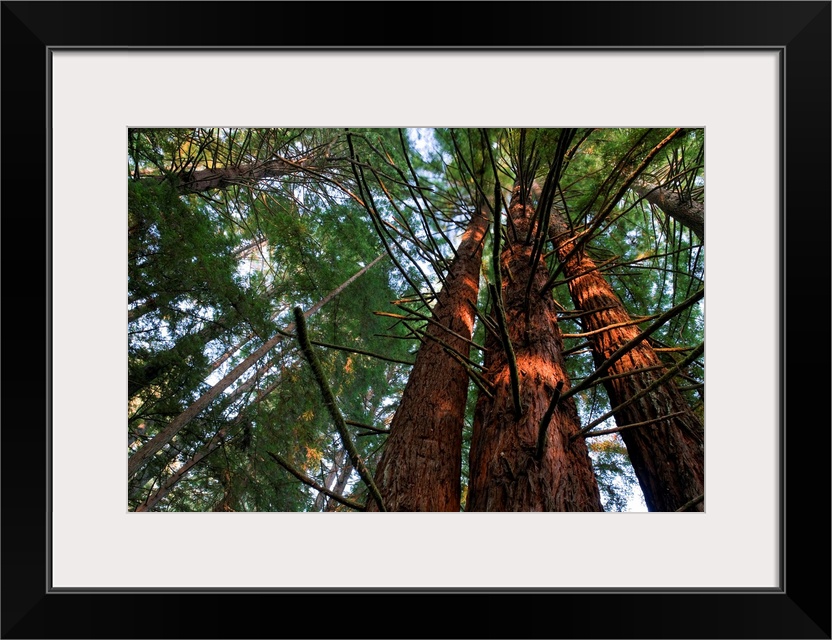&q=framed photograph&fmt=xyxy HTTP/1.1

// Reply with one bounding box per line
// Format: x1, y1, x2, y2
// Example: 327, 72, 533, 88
3, 1, 829, 637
